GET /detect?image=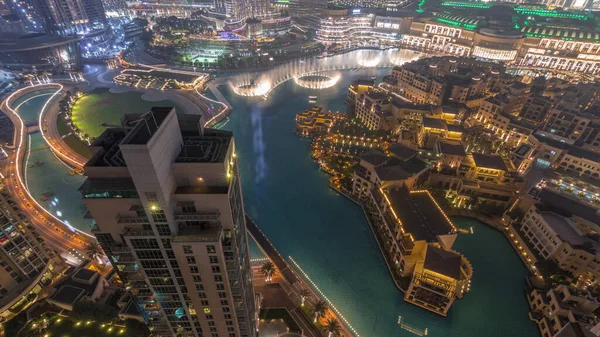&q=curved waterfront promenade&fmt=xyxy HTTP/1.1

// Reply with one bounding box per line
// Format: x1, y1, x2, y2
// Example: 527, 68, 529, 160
1, 84, 94, 251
